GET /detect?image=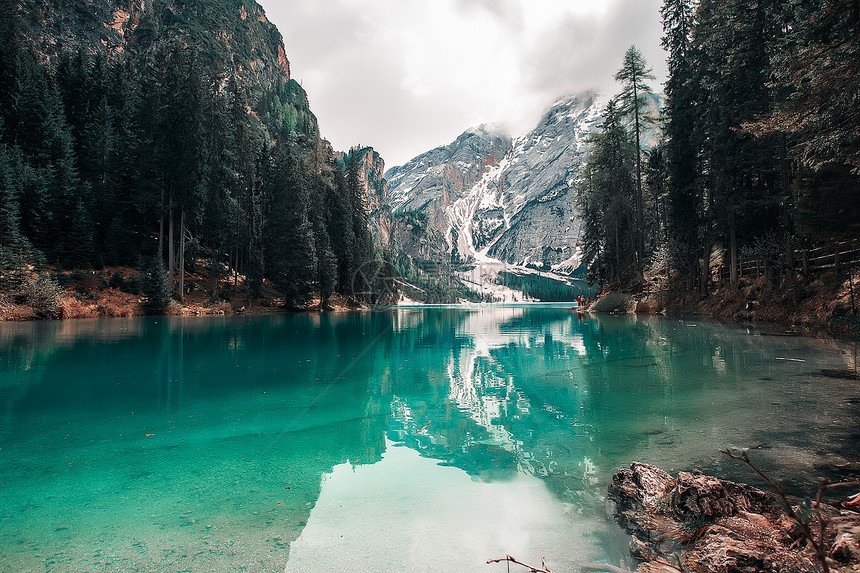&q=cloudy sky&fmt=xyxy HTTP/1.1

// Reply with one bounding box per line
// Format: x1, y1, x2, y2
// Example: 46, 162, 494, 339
259, 0, 667, 168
